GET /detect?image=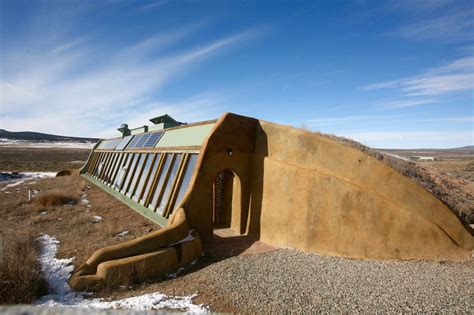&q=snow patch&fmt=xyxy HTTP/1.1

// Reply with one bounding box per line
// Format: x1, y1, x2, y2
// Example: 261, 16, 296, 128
117, 231, 129, 237
0, 139, 95, 149
35, 234, 207, 312
2, 180, 25, 191
92, 215, 103, 223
